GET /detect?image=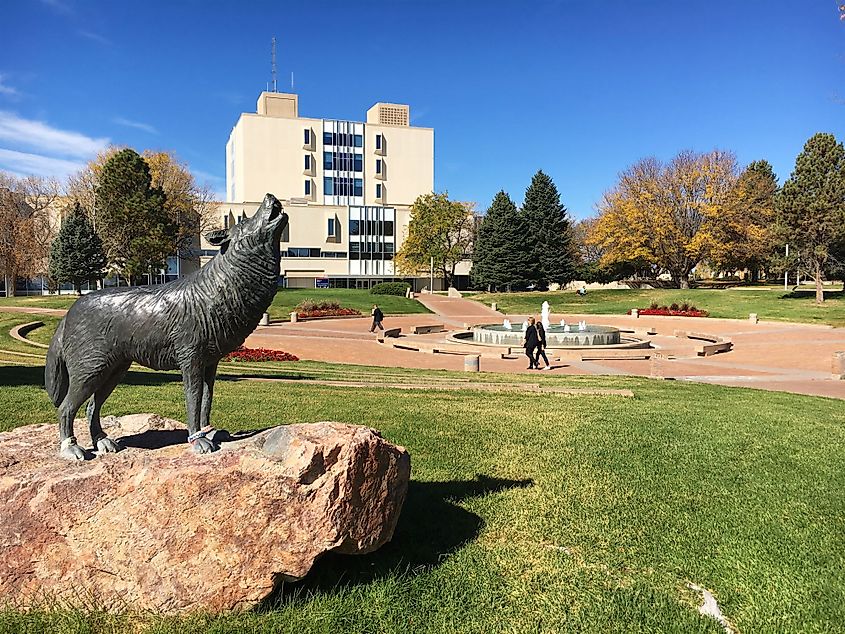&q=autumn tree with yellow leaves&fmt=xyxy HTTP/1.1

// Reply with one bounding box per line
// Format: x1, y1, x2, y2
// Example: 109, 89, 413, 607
589, 150, 738, 288
706, 160, 778, 281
